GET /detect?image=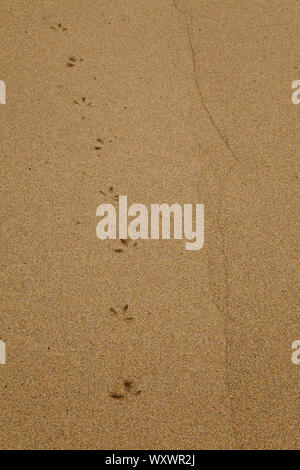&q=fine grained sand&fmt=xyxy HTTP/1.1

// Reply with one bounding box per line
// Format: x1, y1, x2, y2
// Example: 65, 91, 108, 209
0, 0, 299, 449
